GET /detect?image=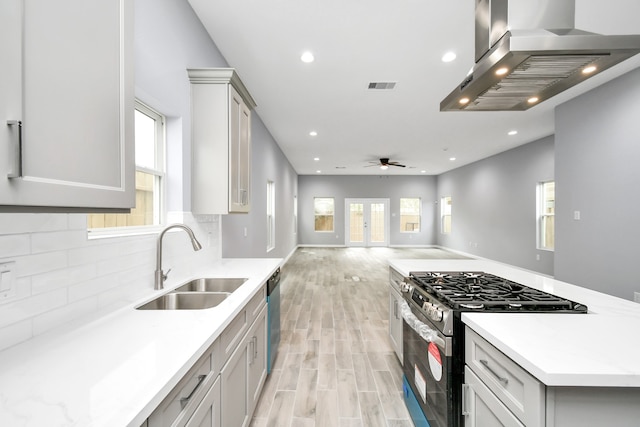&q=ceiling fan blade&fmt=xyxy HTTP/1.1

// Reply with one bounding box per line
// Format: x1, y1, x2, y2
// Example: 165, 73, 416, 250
391, 163, 406, 167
